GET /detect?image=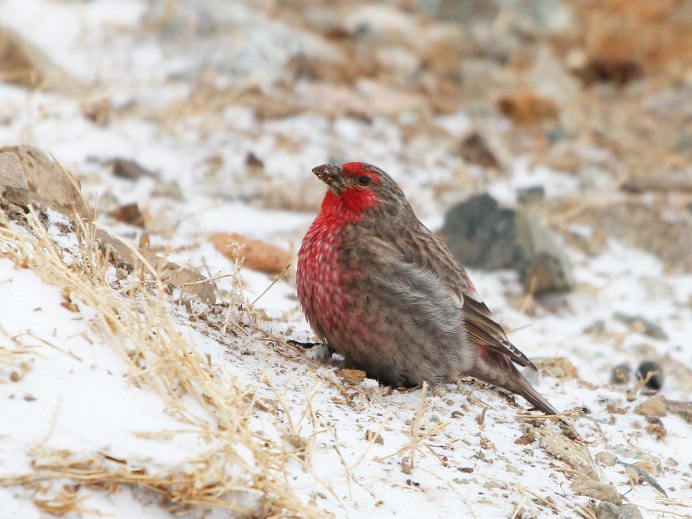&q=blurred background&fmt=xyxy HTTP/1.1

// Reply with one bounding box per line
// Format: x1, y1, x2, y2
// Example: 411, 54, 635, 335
1, 0, 690, 391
